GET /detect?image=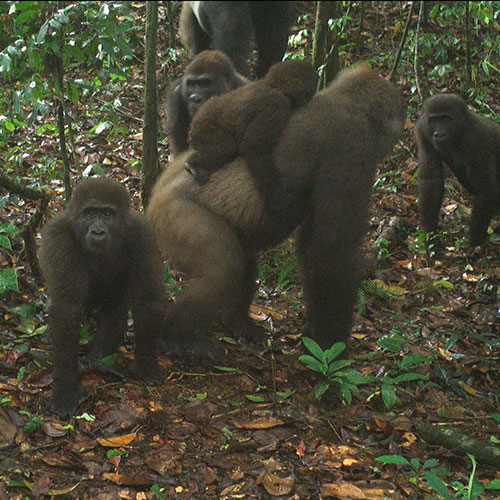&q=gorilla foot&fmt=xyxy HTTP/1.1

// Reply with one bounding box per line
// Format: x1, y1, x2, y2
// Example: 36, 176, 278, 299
161, 331, 220, 361
222, 315, 266, 343
135, 361, 163, 386
51, 382, 84, 418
